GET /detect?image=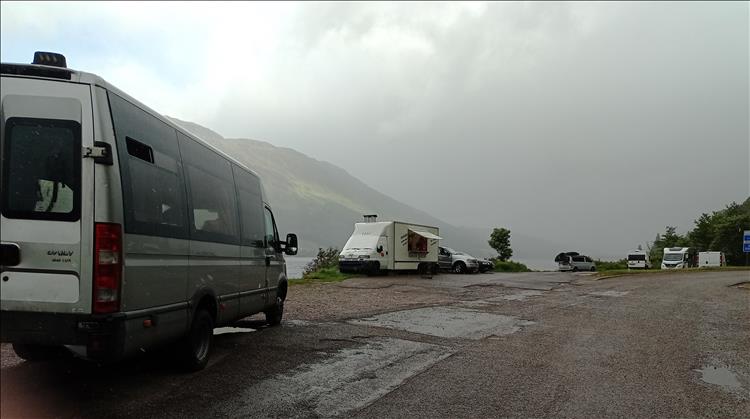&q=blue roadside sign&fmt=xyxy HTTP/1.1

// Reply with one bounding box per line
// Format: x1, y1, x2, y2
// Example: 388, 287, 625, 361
744, 230, 750, 253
